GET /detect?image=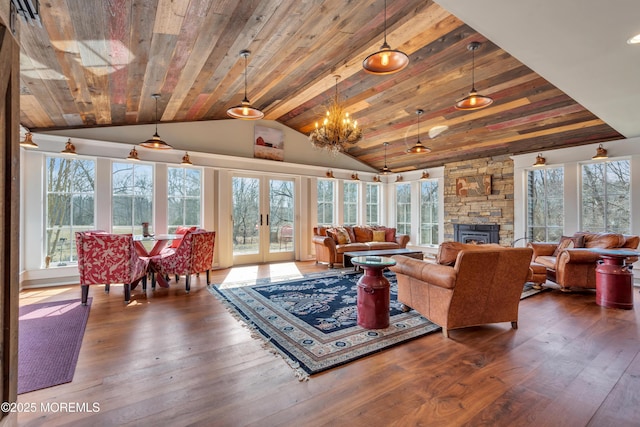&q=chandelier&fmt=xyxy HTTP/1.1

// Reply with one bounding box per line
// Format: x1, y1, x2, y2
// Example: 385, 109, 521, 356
309, 75, 363, 153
